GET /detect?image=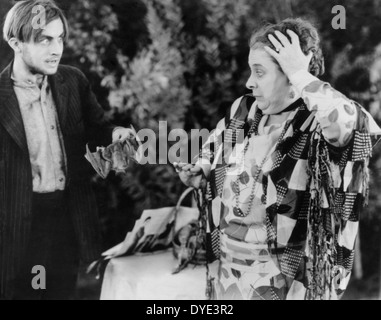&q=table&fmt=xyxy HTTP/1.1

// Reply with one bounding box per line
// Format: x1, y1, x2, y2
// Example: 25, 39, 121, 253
100, 250, 218, 300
